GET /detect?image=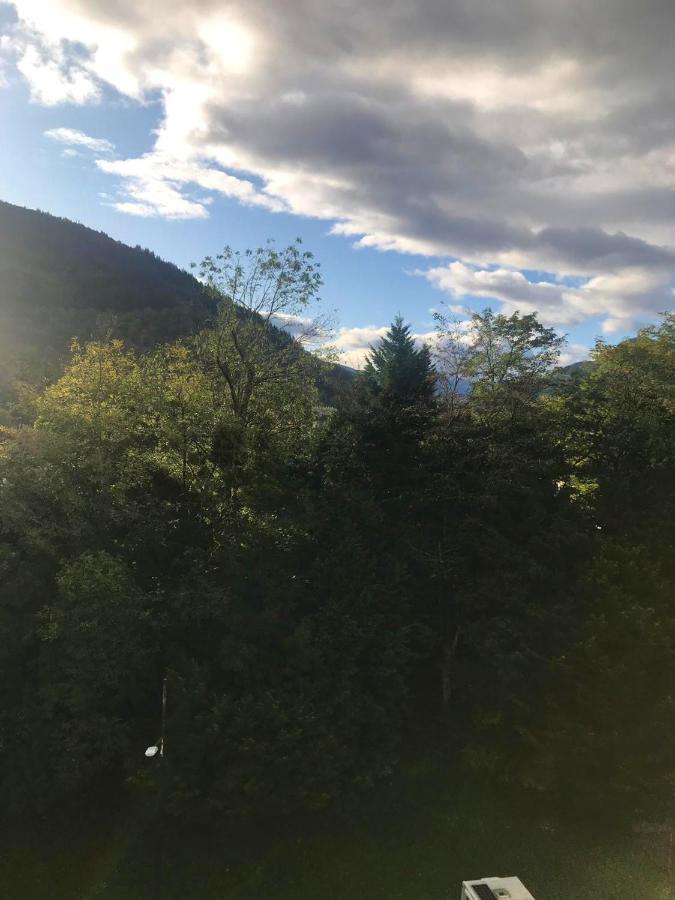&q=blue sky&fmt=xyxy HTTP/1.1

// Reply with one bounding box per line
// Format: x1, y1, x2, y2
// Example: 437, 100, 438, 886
0, 74, 461, 364
2, 0, 673, 366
